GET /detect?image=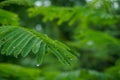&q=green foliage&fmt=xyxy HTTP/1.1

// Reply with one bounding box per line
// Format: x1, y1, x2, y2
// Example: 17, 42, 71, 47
0, 26, 76, 65
73, 29, 120, 59
0, 63, 118, 80
0, 0, 33, 7
28, 6, 117, 26
28, 6, 120, 60
105, 61, 120, 80
0, 0, 120, 80
0, 9, 19, 25
42, 69, 113, 80
0, 63, 40, 80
